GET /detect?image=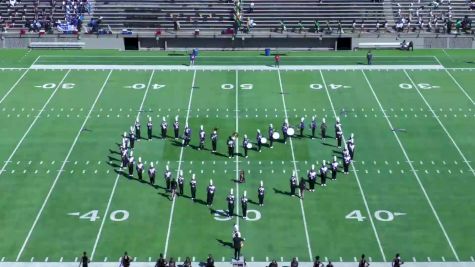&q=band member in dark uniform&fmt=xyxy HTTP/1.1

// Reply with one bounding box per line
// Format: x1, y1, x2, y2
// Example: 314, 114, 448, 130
80, 252, 90, 267
347, 133, 355, 160
206, 255, 214, 267
320, 161, 328, 186
211, 128, 218, 153
156, 253, 167, 267
226, 188, 235, 217
190, 174, 197, 201
282, 119, 289, 144
121, 252, 132, 267
335, 118, 343, 148
147, 116, 153, 141
290, 171, 297, 196
227, 136, 235, 158
233, 233, 244, 260
299, 177, 306, 199
173, 116, 179, 140
135, 118, 141, 140
392, 253, 404, 267
136, 157, 144, 180
129, 127, 136, 149
148, 162, 156, 185
242, 134, 250, 158
171, 178, 178, 199
198, 125, 205, 150
307, 164, 317, 192
320, 118, 327, 141
256, 130, 262, 152
183, 123, 191, 147
331, 156, 339, 180
239, 170, 245, 183
310, 116, 317, 139
313, 256, 323, 267
164, 165, 172, 191
359, 254, 369, 267
268, 123, 275, 148
299, 117, 305, 137
258, 180, 265, 206
178, 170, 184, 195
121, 143, 128, 170
127, 151, 135, 177
241, 190, 248, 218
161, 117, 168, 139
207, 179, 216, 206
